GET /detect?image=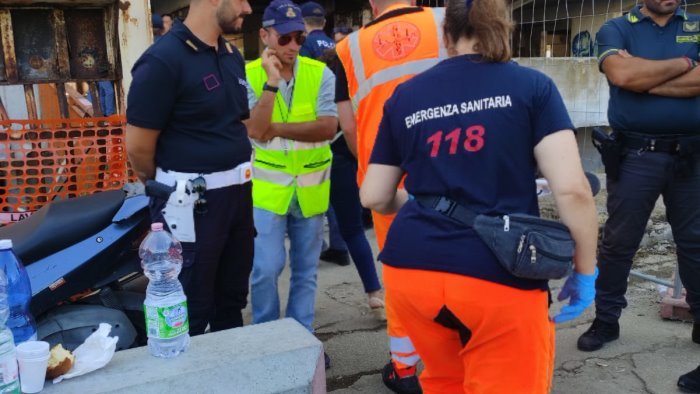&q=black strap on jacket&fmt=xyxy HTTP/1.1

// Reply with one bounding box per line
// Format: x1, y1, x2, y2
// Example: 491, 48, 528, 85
414, 195, 478, 226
